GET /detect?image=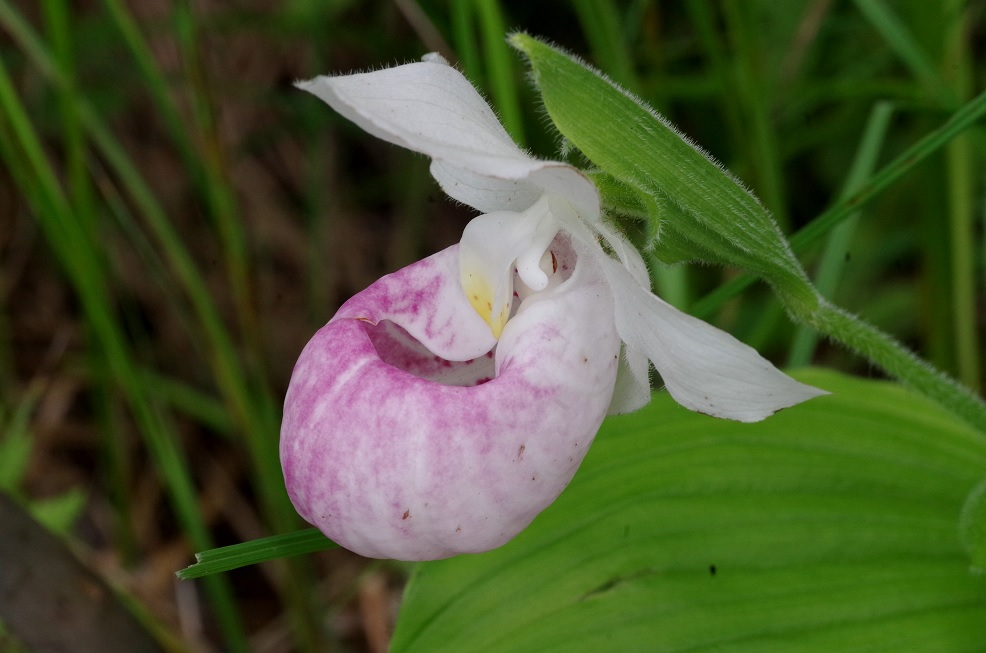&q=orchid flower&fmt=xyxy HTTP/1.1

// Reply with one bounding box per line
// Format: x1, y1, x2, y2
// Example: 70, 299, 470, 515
281, 54, 824, 561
